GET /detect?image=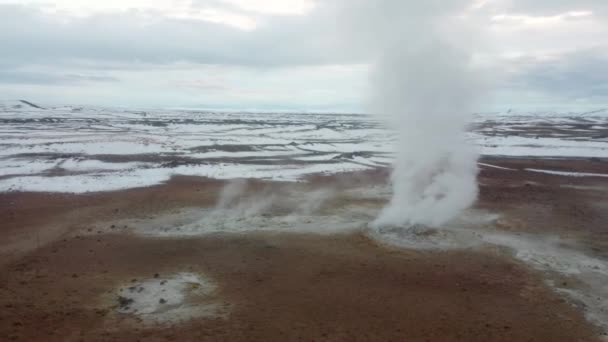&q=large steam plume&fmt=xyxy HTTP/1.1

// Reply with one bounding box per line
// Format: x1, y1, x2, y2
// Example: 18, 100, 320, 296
372, 36, 479, 227
337, 0, 480, 227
